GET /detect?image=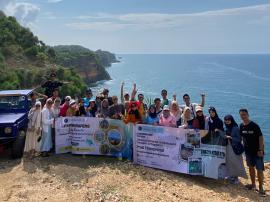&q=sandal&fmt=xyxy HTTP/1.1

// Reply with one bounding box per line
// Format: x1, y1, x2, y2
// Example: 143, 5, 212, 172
245, 184, 256, 190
